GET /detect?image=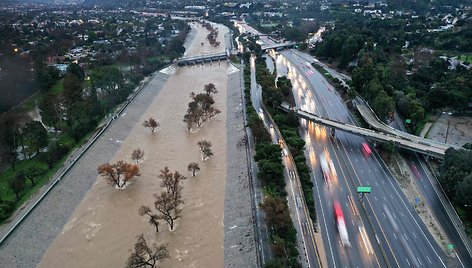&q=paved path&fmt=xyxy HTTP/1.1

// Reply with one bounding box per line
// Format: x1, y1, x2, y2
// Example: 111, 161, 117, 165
0, 72, 169, 268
